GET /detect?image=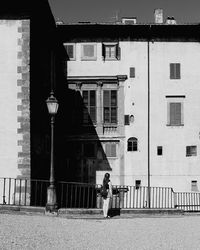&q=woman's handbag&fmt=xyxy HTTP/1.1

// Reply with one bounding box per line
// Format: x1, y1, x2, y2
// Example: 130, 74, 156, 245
100, 187, 108, 198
